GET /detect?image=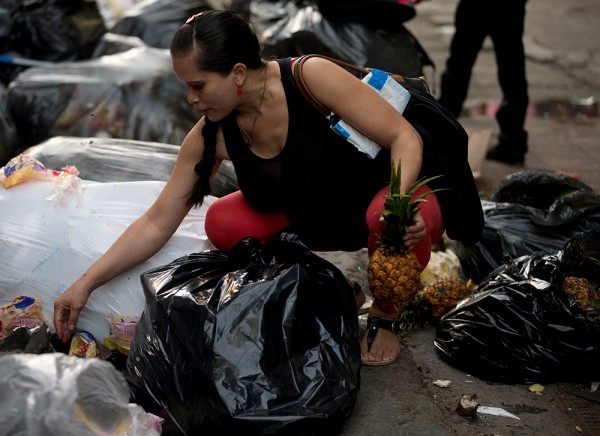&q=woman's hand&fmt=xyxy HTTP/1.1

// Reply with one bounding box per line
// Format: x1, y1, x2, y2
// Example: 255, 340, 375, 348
404, 210, 426, 249
53, 286, 90, 343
